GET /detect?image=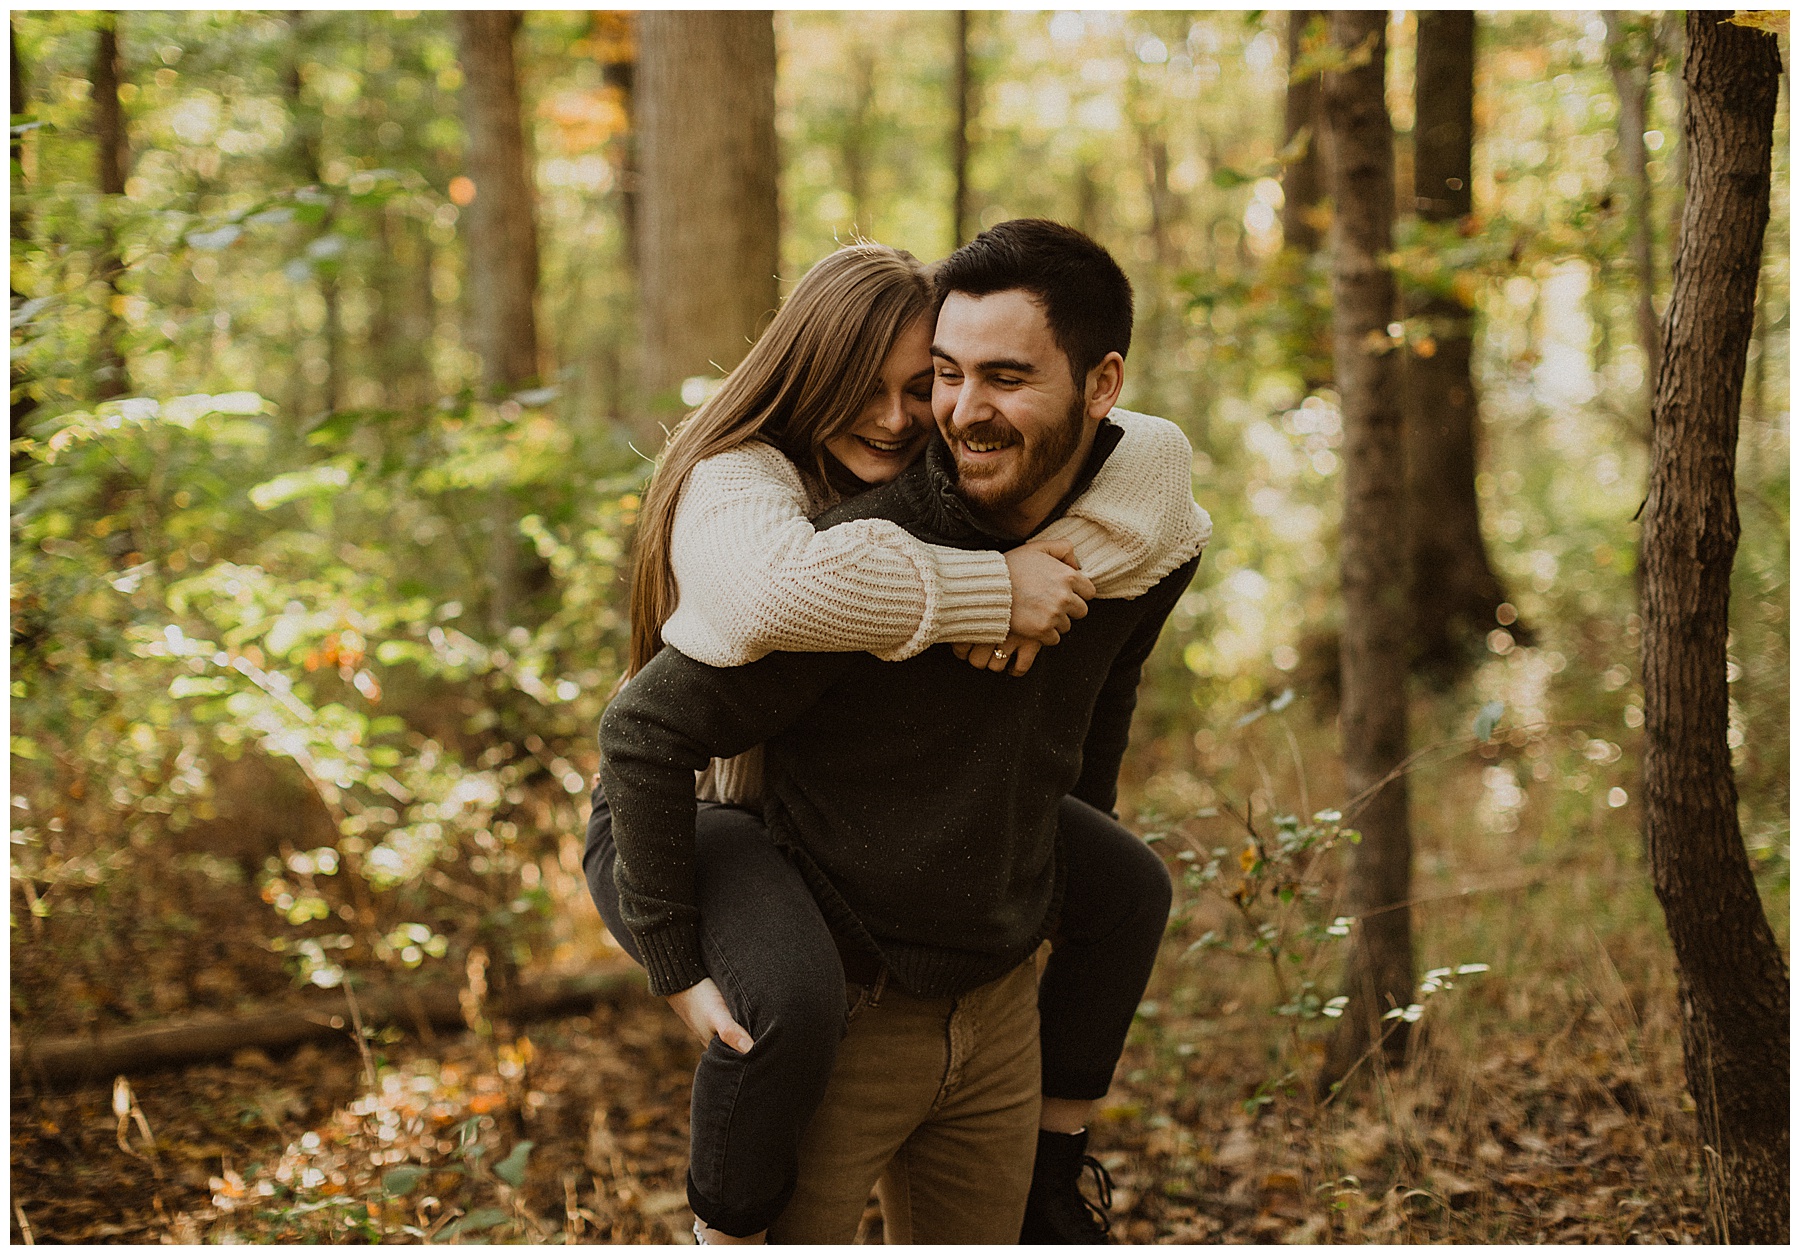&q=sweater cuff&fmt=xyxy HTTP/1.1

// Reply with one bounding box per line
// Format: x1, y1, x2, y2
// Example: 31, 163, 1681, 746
632, 920, 710, 997
926, 547, 1013, 645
